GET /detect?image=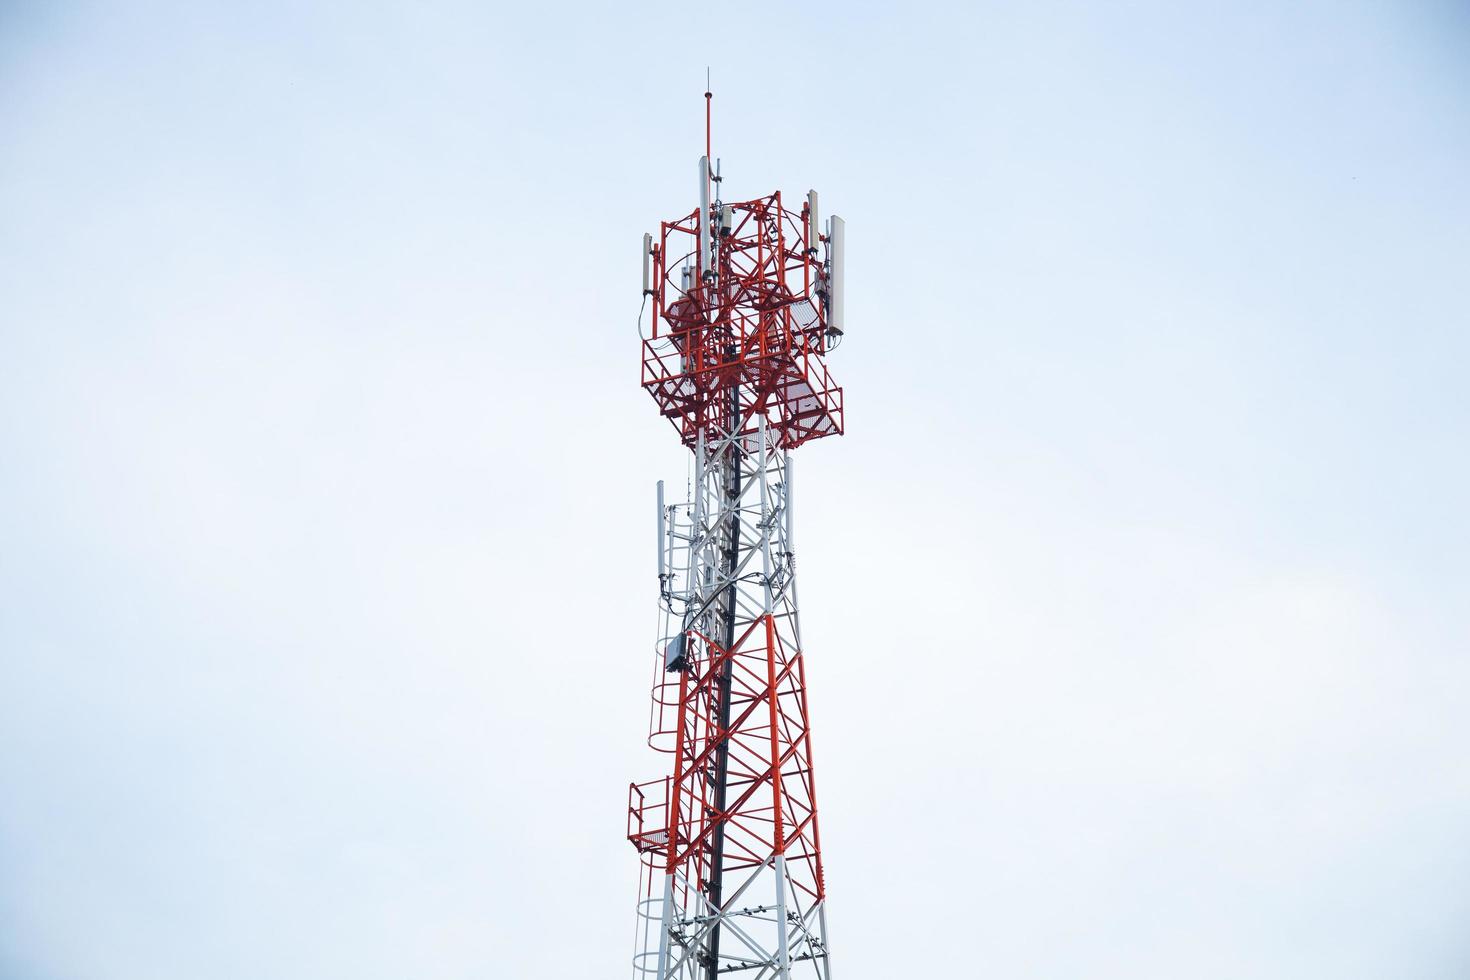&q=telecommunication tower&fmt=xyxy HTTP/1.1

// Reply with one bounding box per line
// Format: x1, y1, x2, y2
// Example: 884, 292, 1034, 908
625, 89, 846, 980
